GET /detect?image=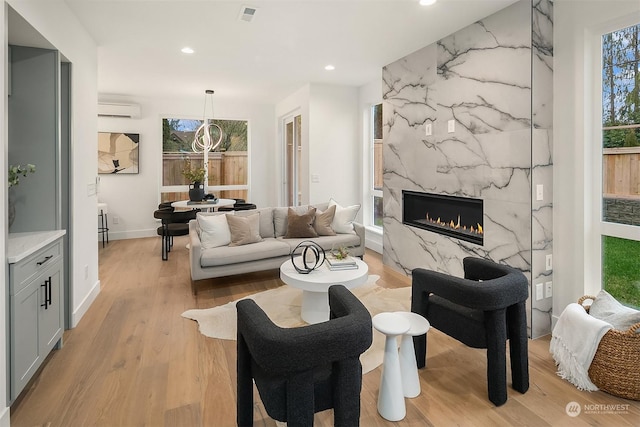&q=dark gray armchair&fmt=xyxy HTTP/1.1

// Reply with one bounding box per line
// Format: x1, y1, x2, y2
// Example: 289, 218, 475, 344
236, 285, 372, 427
411, 257, 529, 406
